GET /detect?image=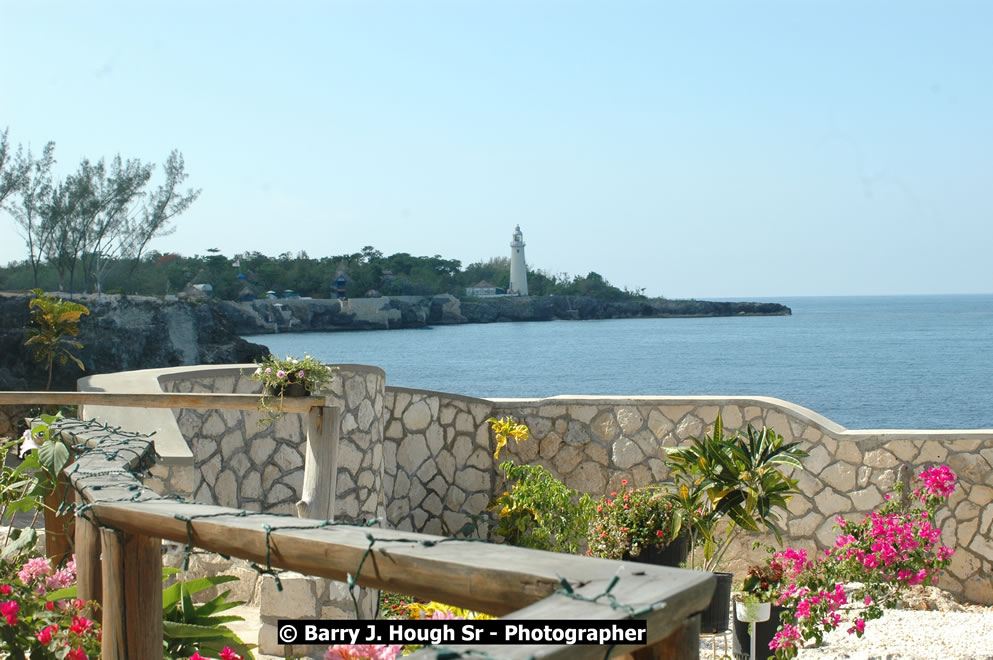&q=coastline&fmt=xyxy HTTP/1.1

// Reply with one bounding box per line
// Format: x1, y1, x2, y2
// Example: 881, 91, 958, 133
215, 294, 791, 335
